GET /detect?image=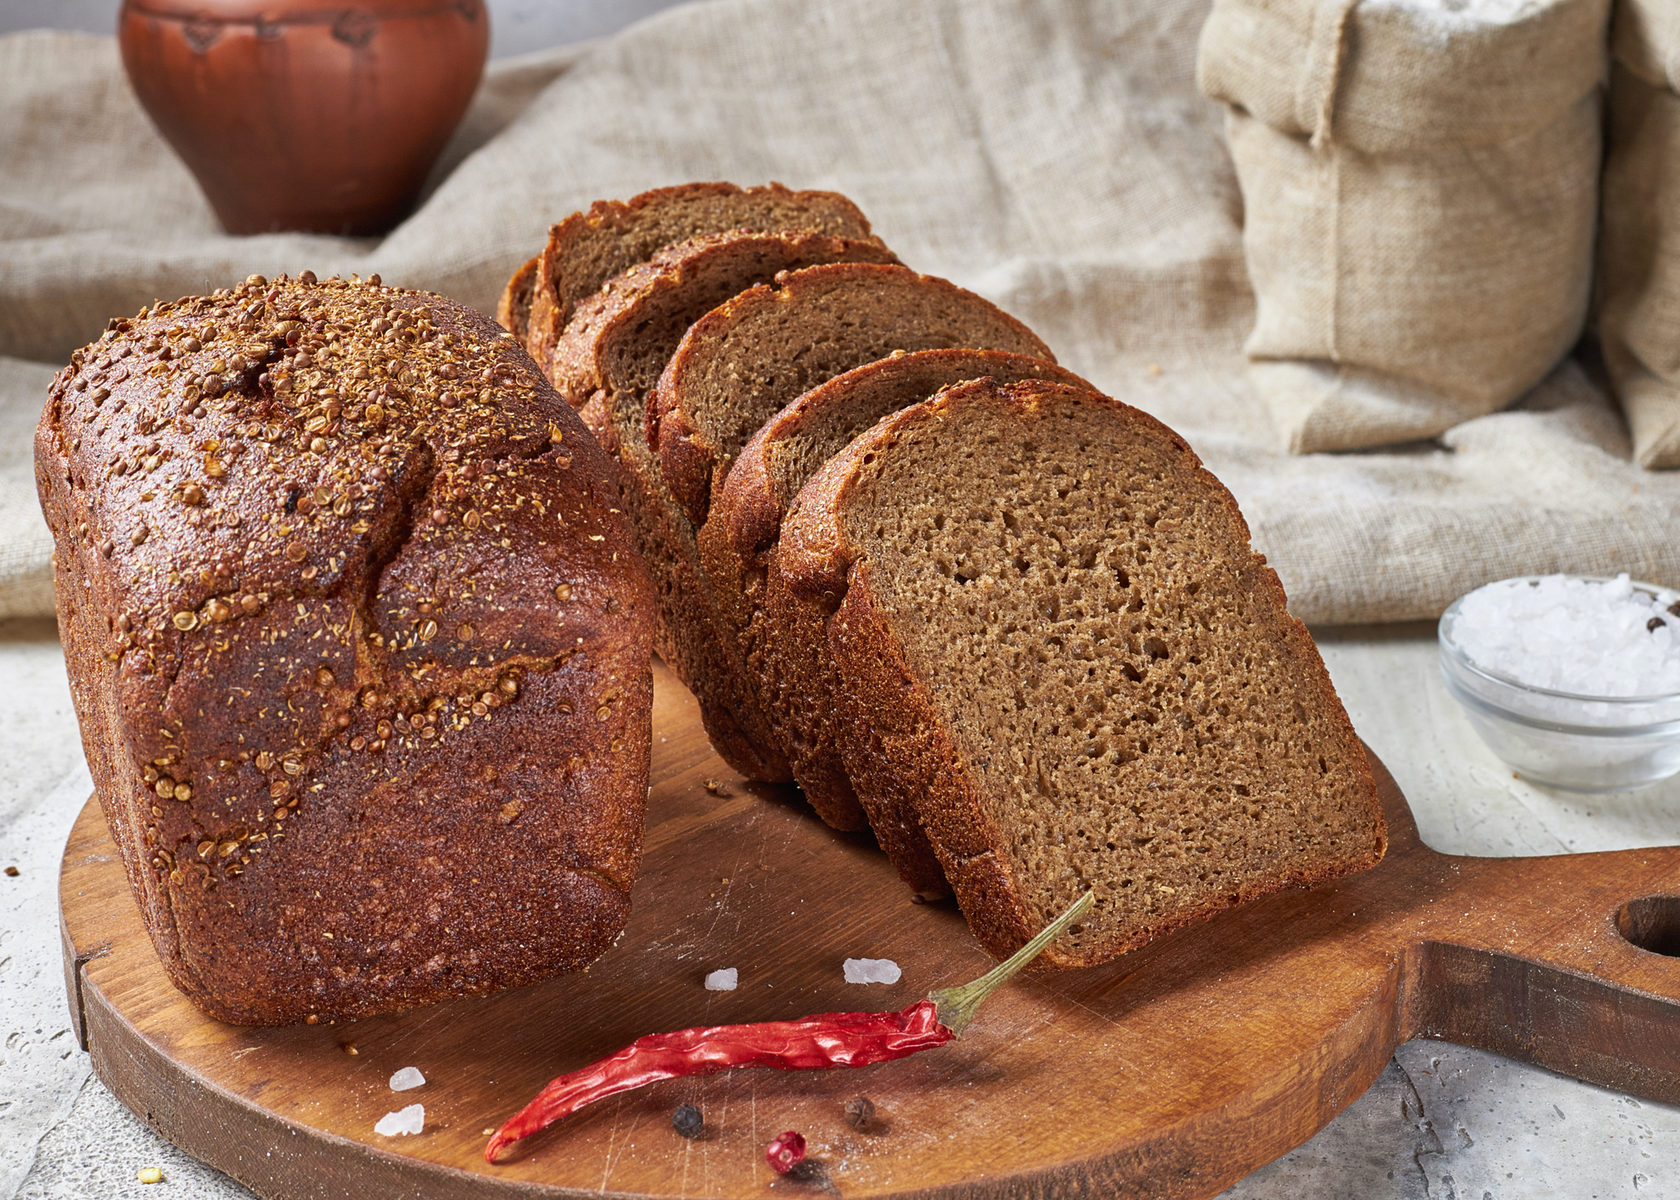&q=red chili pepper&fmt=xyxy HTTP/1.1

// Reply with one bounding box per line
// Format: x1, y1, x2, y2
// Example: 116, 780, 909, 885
485, 892, 1092, 1163
765, 1130, 807, 1174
